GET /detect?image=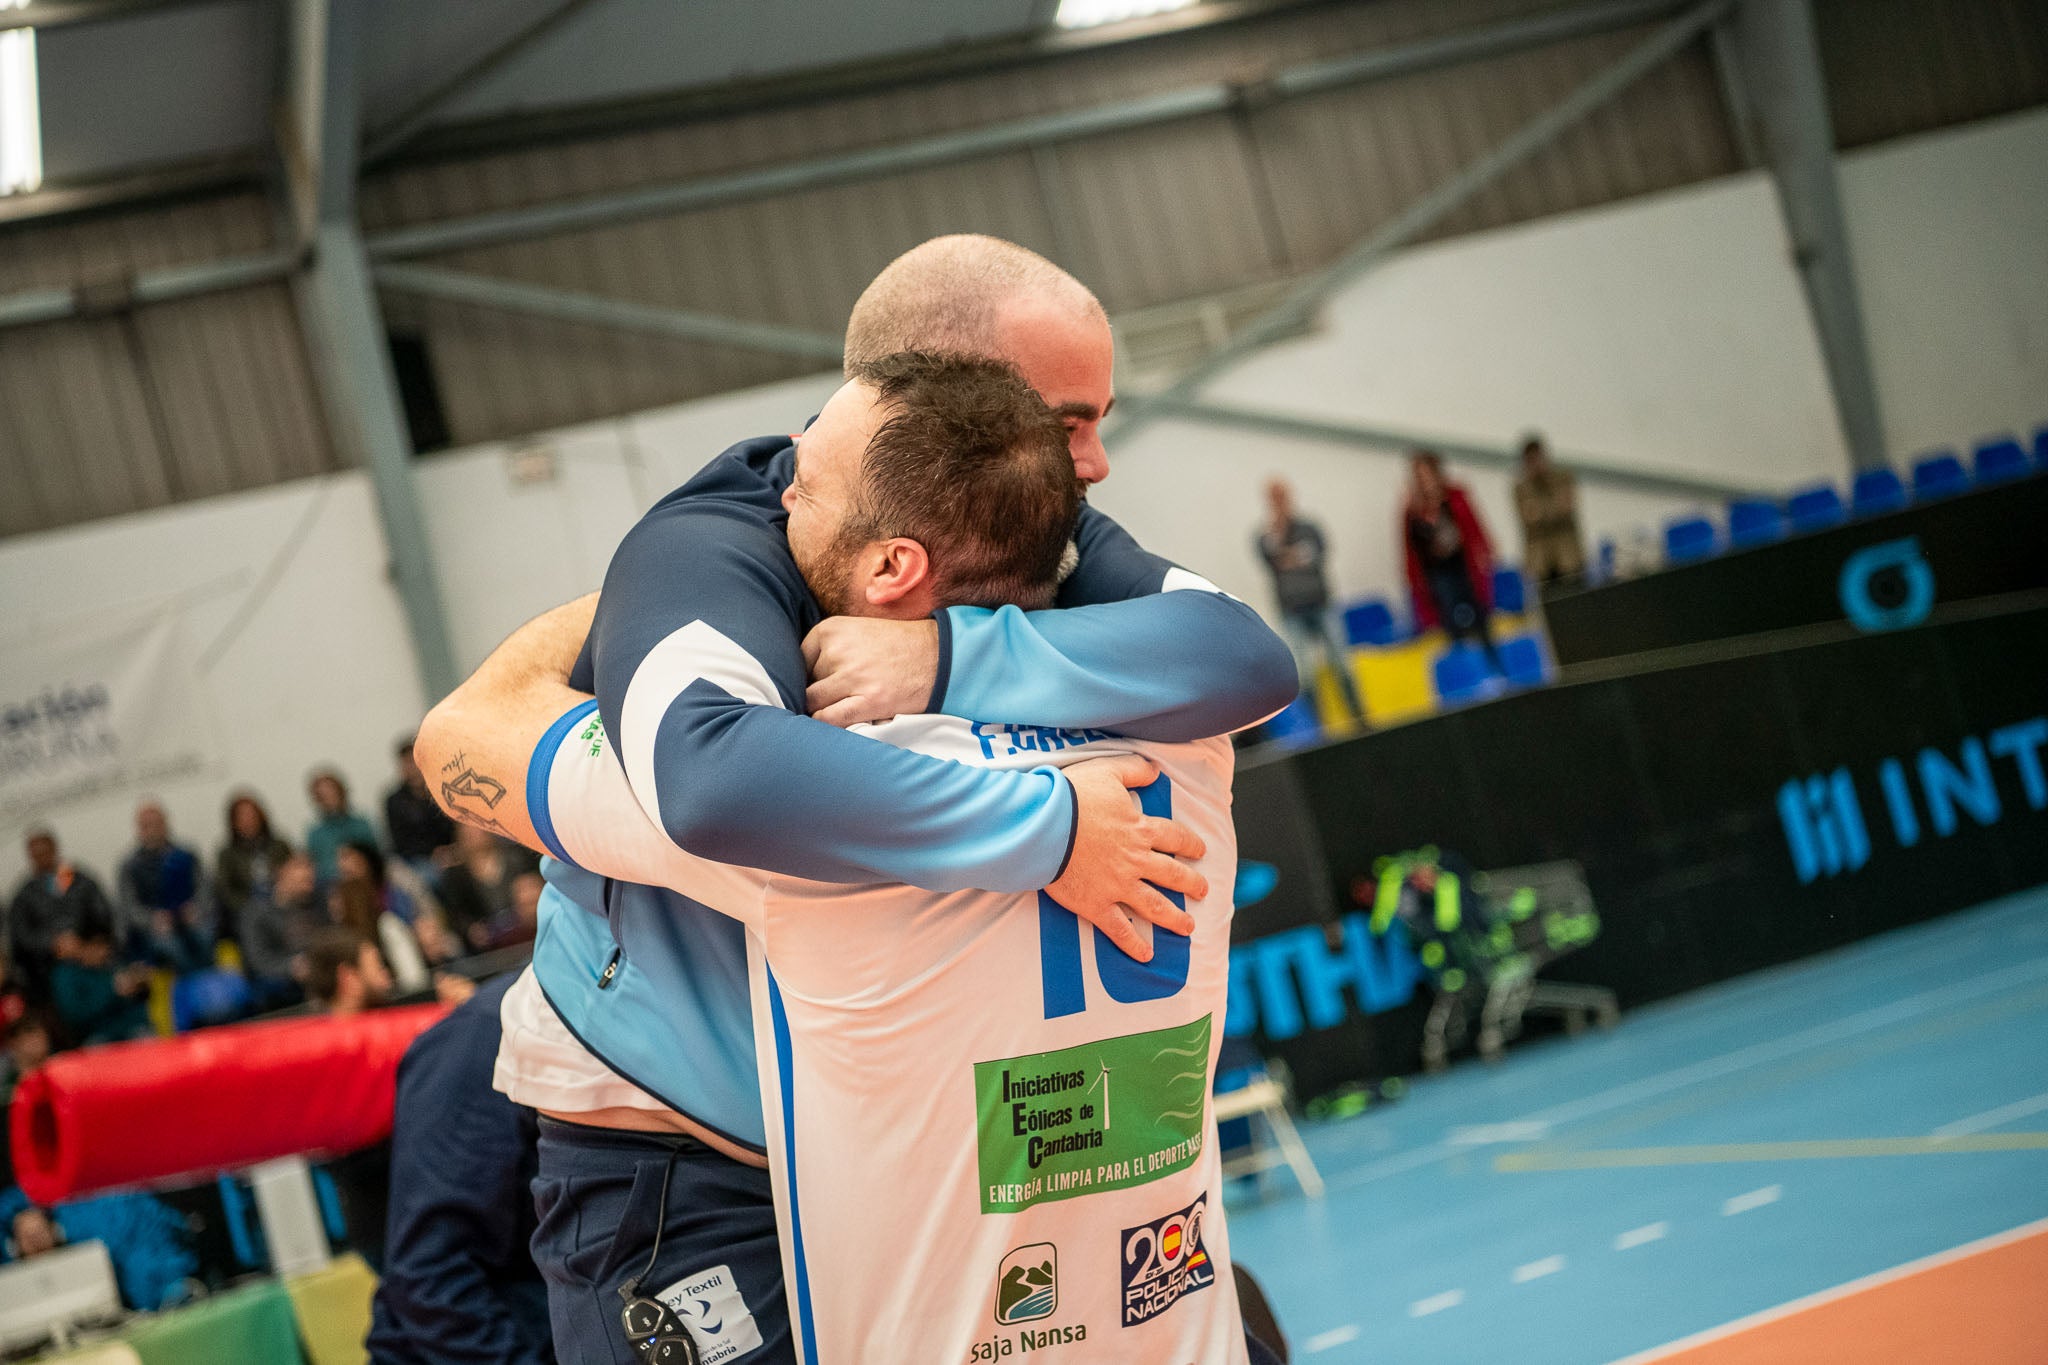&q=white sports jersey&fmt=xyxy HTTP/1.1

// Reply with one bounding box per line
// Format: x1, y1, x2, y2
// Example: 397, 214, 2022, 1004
536, 710, 1246, 1365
